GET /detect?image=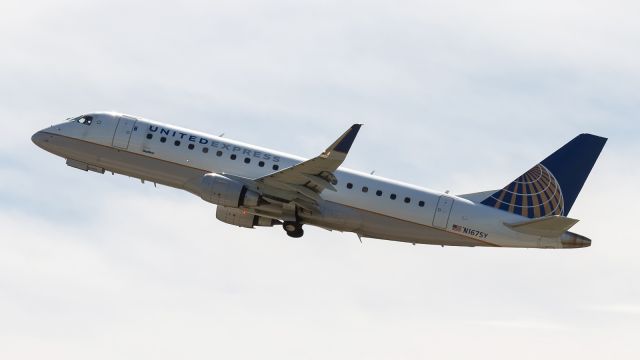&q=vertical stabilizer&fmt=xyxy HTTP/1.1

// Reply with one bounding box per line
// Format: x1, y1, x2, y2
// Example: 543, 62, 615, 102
480, 134, 607, 218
